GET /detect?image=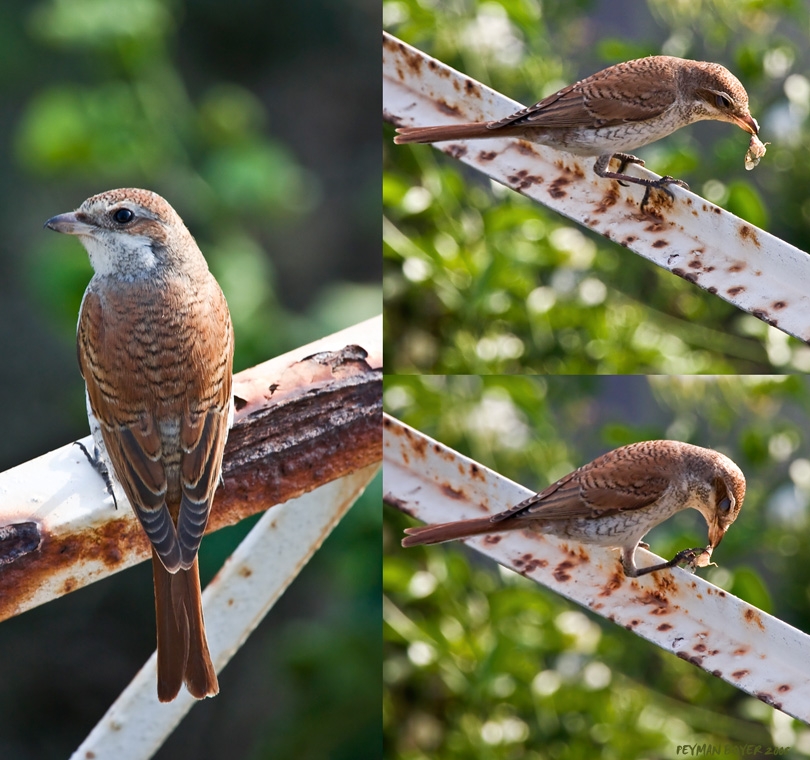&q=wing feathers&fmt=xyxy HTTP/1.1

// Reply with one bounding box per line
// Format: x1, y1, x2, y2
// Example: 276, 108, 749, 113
118, 427, 165, 503
492, 452, 671, 523
491, 59, 678, 132
137, 500, 182, 572
178, 410, 228, 567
